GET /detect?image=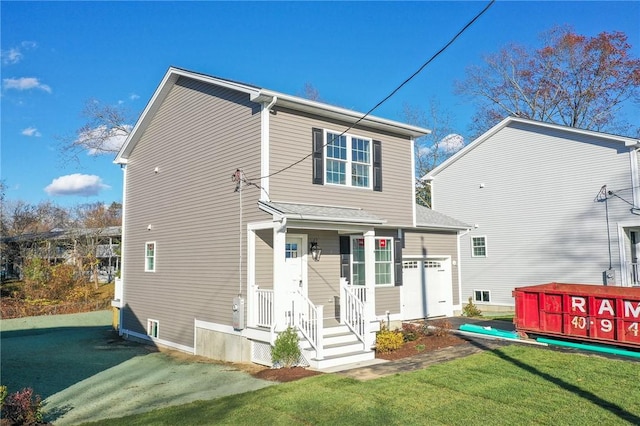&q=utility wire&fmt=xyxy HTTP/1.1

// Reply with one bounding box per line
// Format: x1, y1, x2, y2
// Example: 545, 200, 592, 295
249, 0, 495, 182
